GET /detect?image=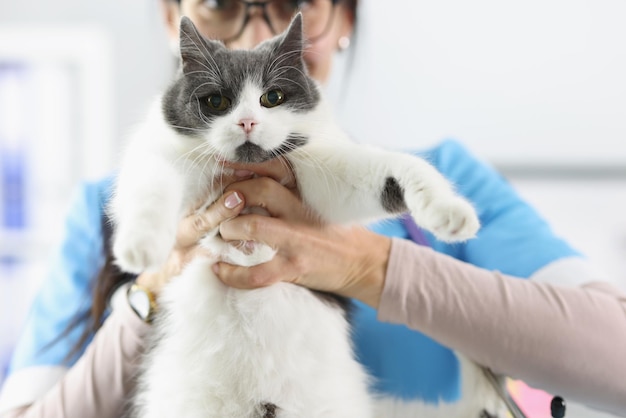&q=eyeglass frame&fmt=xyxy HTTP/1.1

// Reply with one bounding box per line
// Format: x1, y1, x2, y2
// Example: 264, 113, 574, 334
174, 0, 341, 43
